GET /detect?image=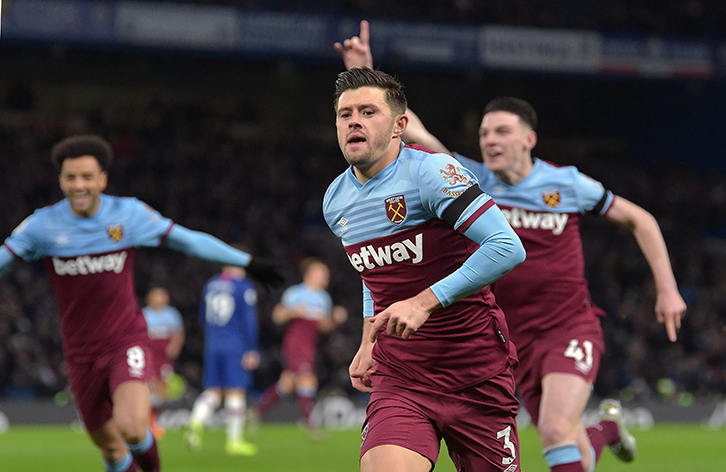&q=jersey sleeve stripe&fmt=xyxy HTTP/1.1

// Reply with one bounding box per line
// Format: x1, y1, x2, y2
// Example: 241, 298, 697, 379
589, 189, 614, 216
158, 223, 175, 246
3, 242, 19, 258
457, 199, 495, 233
